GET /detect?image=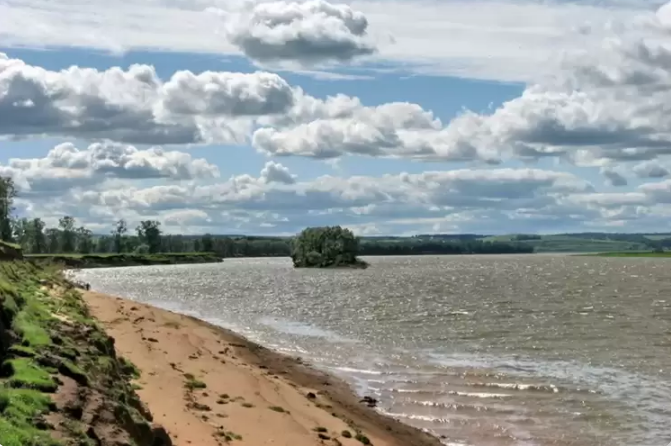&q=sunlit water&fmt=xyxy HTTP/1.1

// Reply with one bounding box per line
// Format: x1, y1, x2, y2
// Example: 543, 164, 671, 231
75, 255, 671, 446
